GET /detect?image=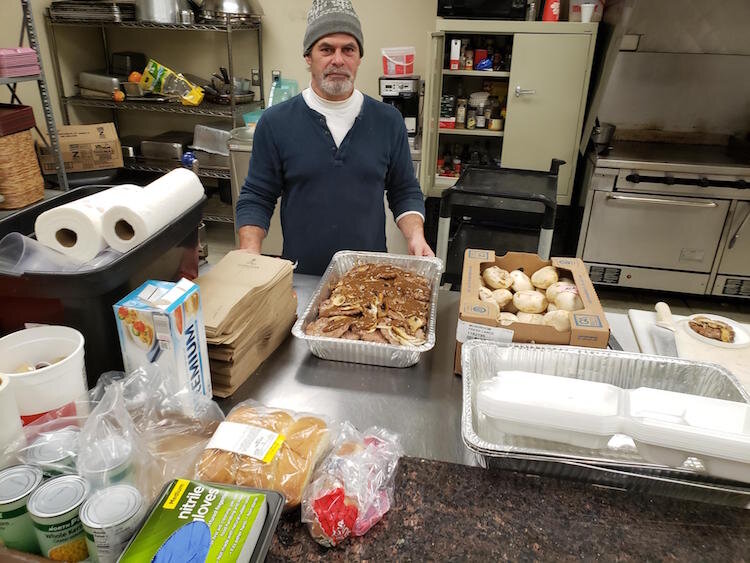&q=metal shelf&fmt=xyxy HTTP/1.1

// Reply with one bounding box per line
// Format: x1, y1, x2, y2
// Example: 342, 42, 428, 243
63, 95, 260, 117
0, 74, 41, 85
439, 128, 504, 137
124, 161, 230, 180
442, 70, 510, 77
202, 196, 234, 224
46, 16, 260, 32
